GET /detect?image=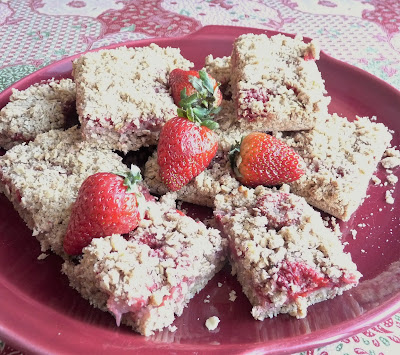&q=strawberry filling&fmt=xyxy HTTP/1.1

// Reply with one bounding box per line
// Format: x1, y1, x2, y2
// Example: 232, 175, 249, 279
303, 50, 316, 61
255, 192, 305, 230
275, 260, 330, 299
108, 296, 147, 326
239, 88, 271, 121
238, 85, 301, 121
136, 232, 164, 250
11, 132, 30, 143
